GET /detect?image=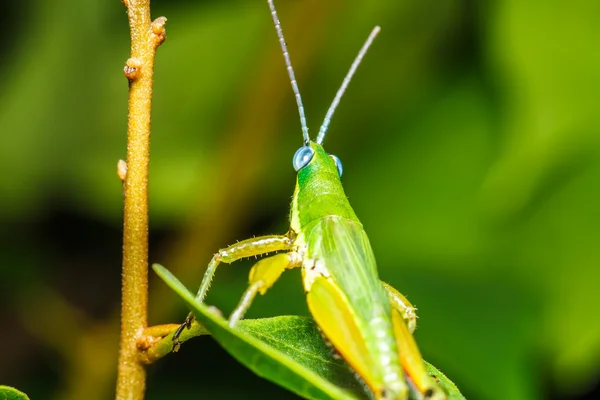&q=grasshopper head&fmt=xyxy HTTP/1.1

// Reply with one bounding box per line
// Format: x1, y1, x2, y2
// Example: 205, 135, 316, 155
289, 141, 358, 233
292, 141, 342, 178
